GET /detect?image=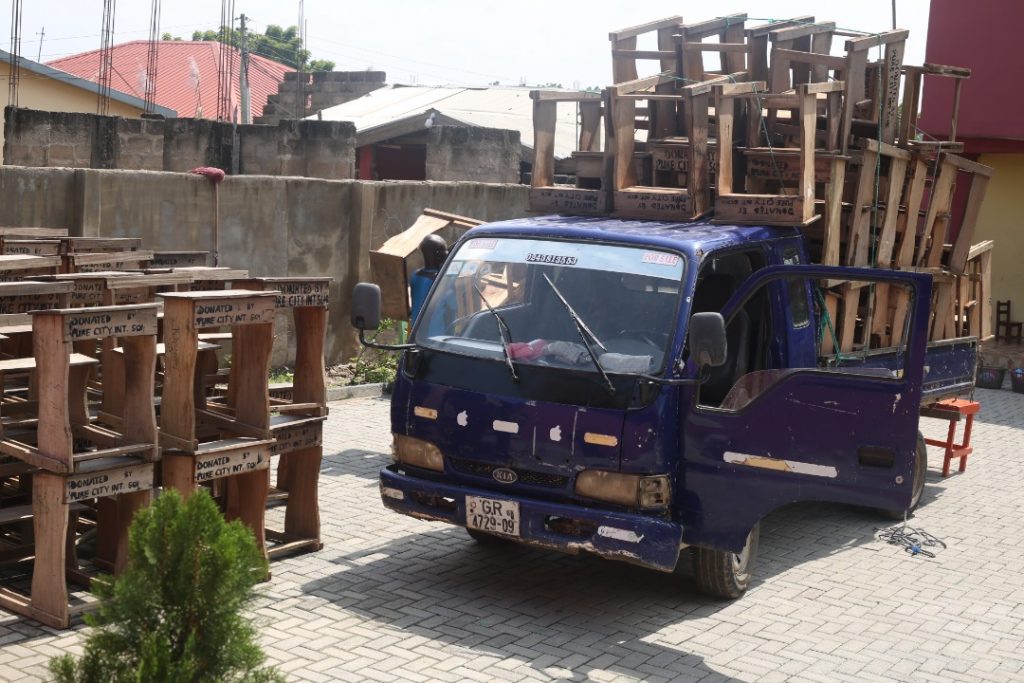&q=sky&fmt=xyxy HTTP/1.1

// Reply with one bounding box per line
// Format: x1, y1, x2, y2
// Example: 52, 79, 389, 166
3, 0, 931, 89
